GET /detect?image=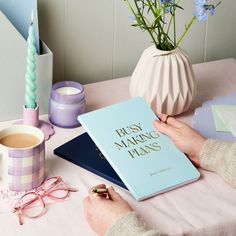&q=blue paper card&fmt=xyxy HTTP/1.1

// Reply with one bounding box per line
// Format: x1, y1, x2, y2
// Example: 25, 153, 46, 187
0, 0, 40, 54
78, 98, 200, 201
